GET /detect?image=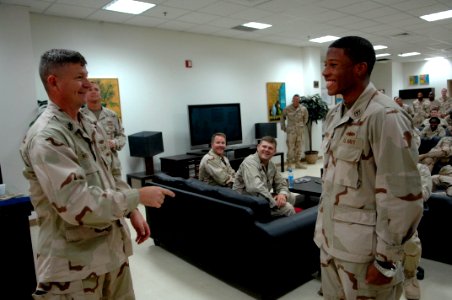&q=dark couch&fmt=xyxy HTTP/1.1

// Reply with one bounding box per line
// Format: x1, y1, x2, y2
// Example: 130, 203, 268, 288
418, 191, 452, 265
145, 172, 320, 300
